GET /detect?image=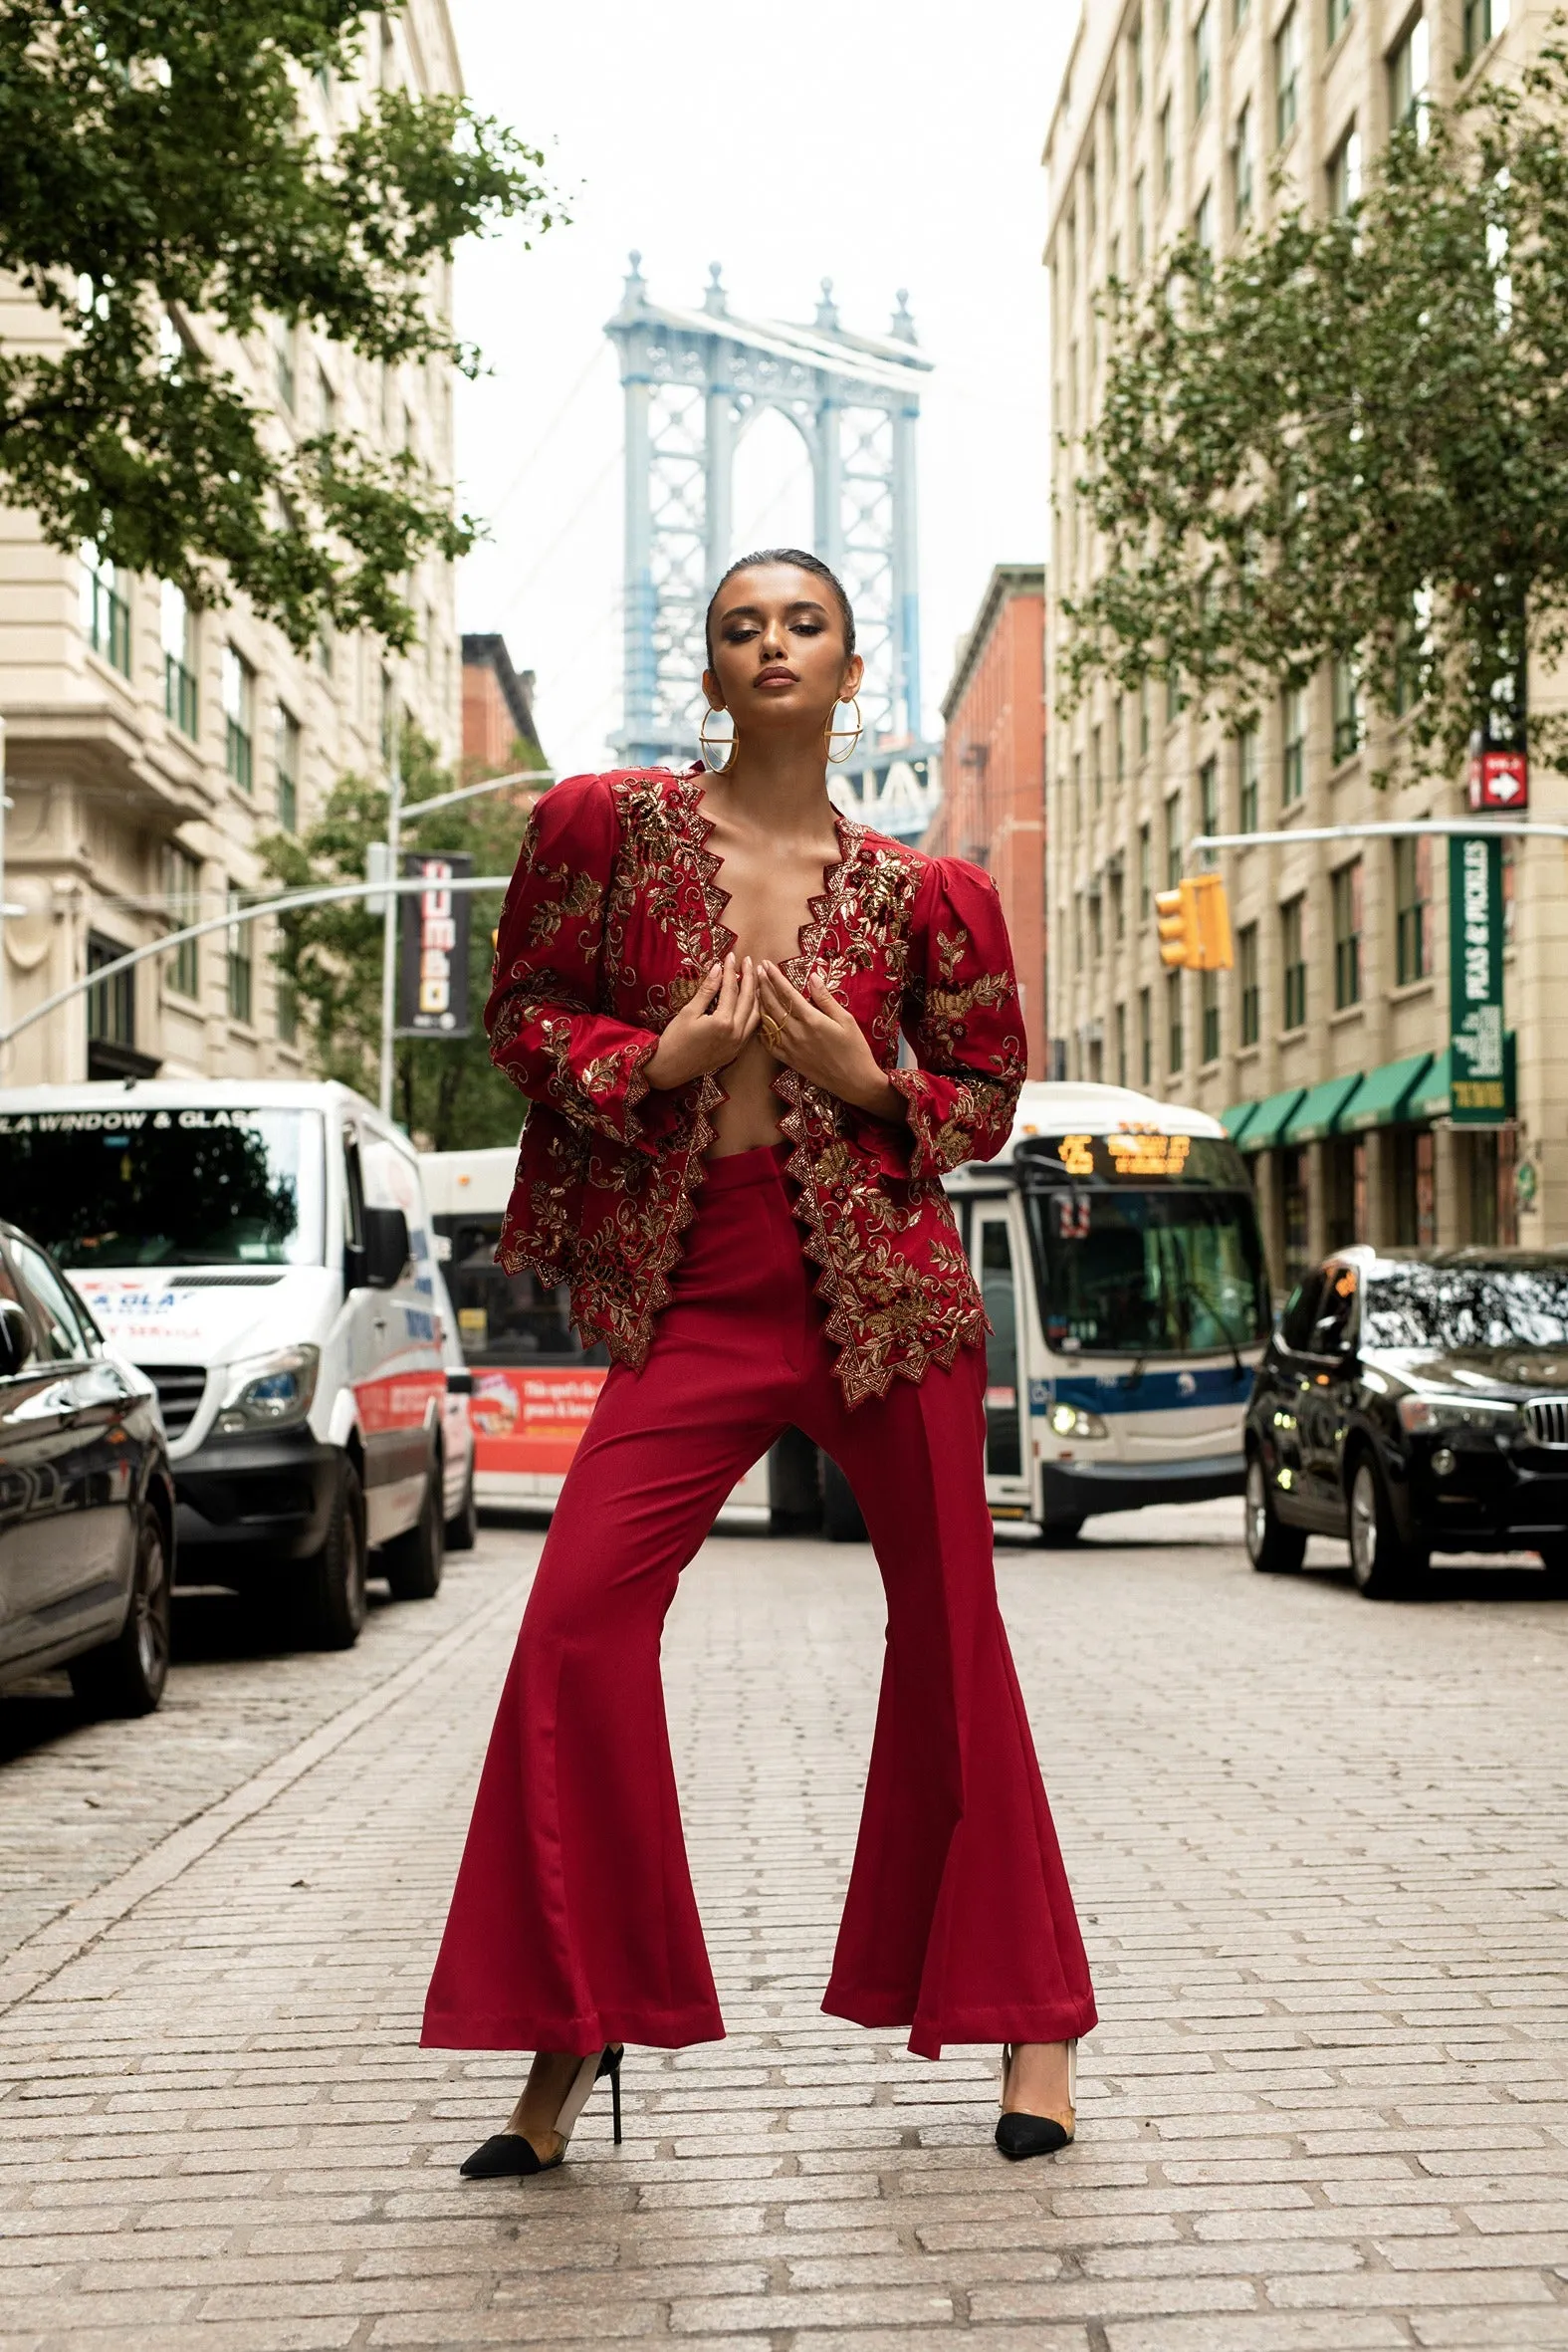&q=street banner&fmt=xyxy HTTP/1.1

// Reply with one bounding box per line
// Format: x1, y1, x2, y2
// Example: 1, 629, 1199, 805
396, 851, 471, 1036
470, 1365, 606, 1477
1448, 835, 1510, 1122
